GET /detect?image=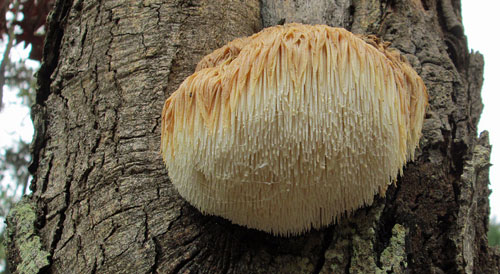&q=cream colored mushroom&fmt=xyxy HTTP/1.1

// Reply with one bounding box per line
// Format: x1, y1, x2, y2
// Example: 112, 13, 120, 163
161, 23, 428, 236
